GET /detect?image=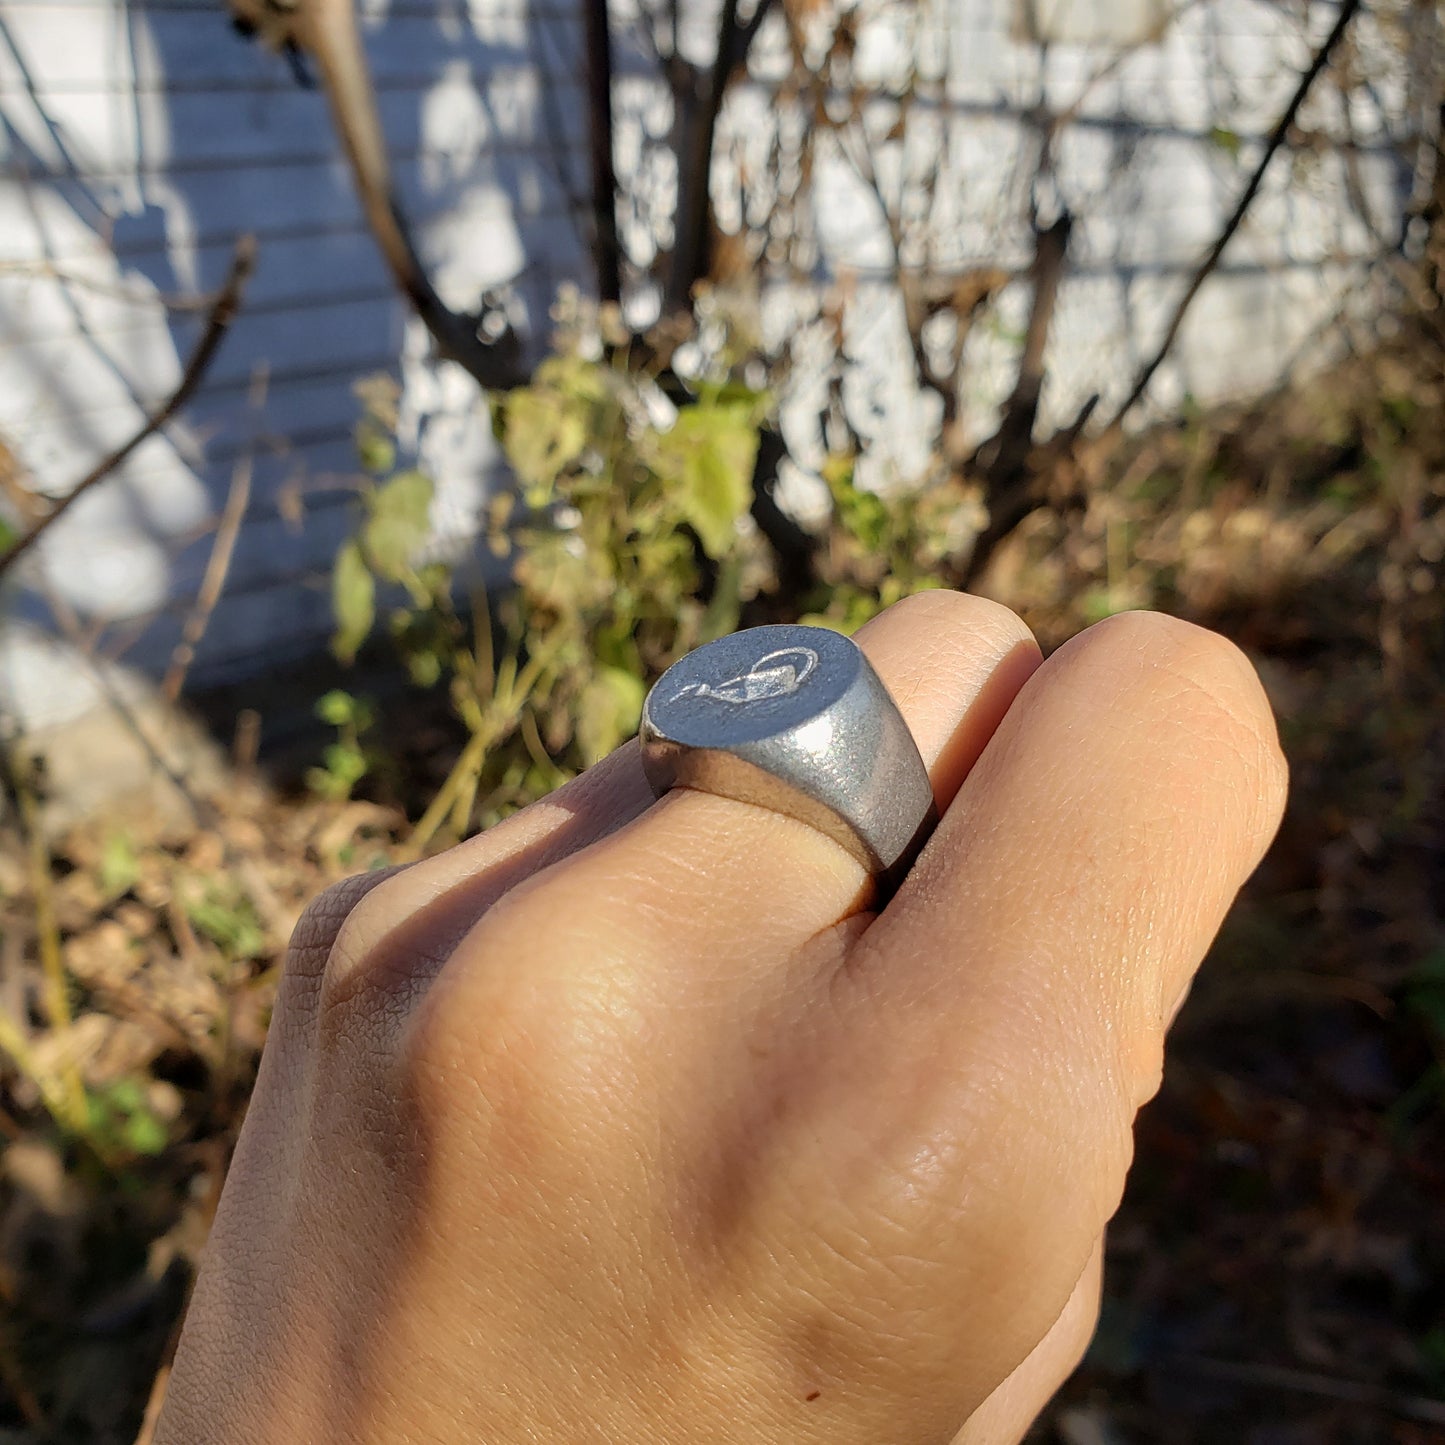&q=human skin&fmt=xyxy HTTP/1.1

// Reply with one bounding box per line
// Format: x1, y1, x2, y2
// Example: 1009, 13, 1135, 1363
154, 592, 1287, 1445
